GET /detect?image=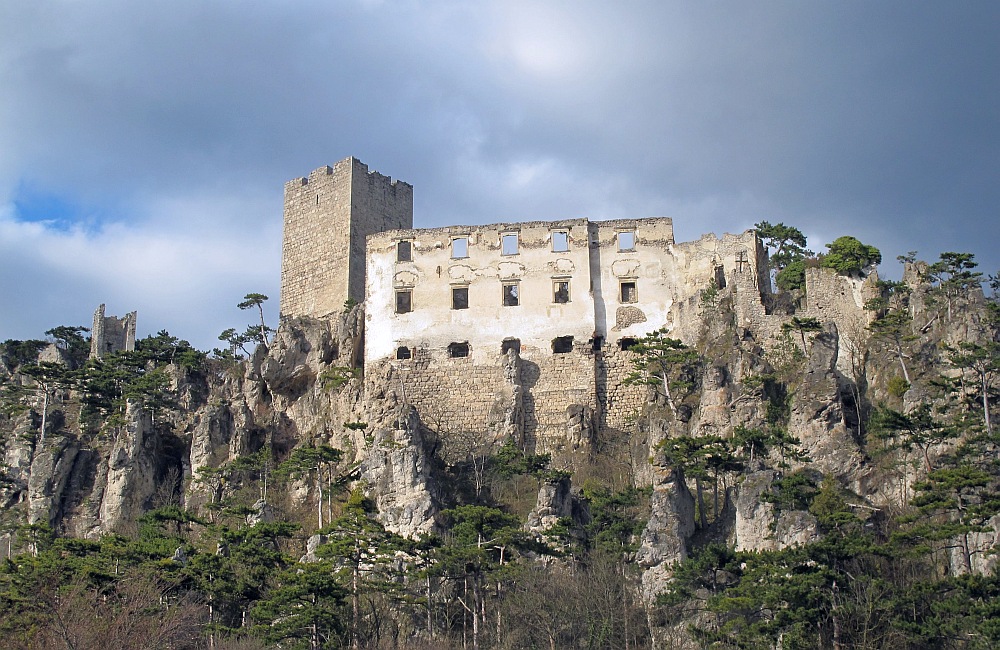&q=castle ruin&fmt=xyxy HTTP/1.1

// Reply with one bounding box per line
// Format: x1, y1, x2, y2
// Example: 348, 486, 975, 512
280, 157, 874, 453
89, 304, 136, 359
